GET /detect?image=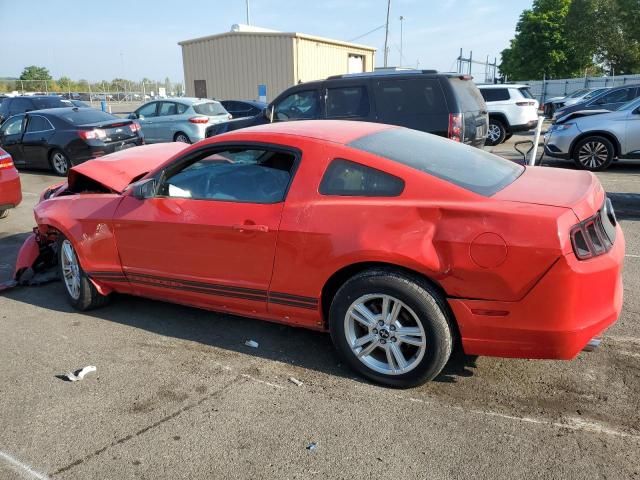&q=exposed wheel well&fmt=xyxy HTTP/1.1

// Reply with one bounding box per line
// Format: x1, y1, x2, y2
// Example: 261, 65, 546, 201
569, 131, 621, 158
321, 260, 450, 315
488, 113, 509, 130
